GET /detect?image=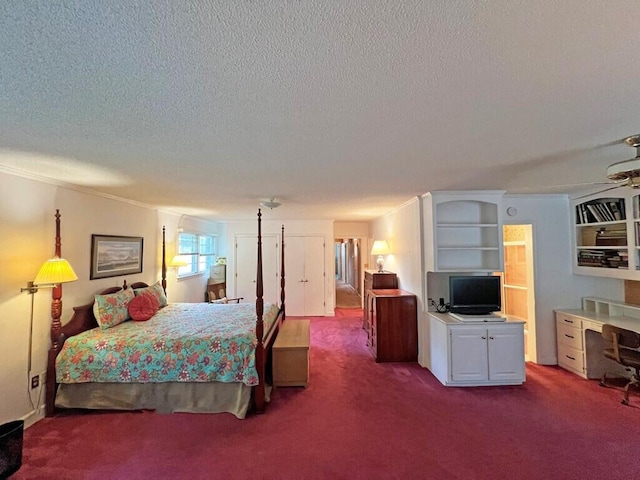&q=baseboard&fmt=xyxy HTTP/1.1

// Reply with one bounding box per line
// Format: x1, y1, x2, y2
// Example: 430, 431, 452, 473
21, 404, 45, 429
